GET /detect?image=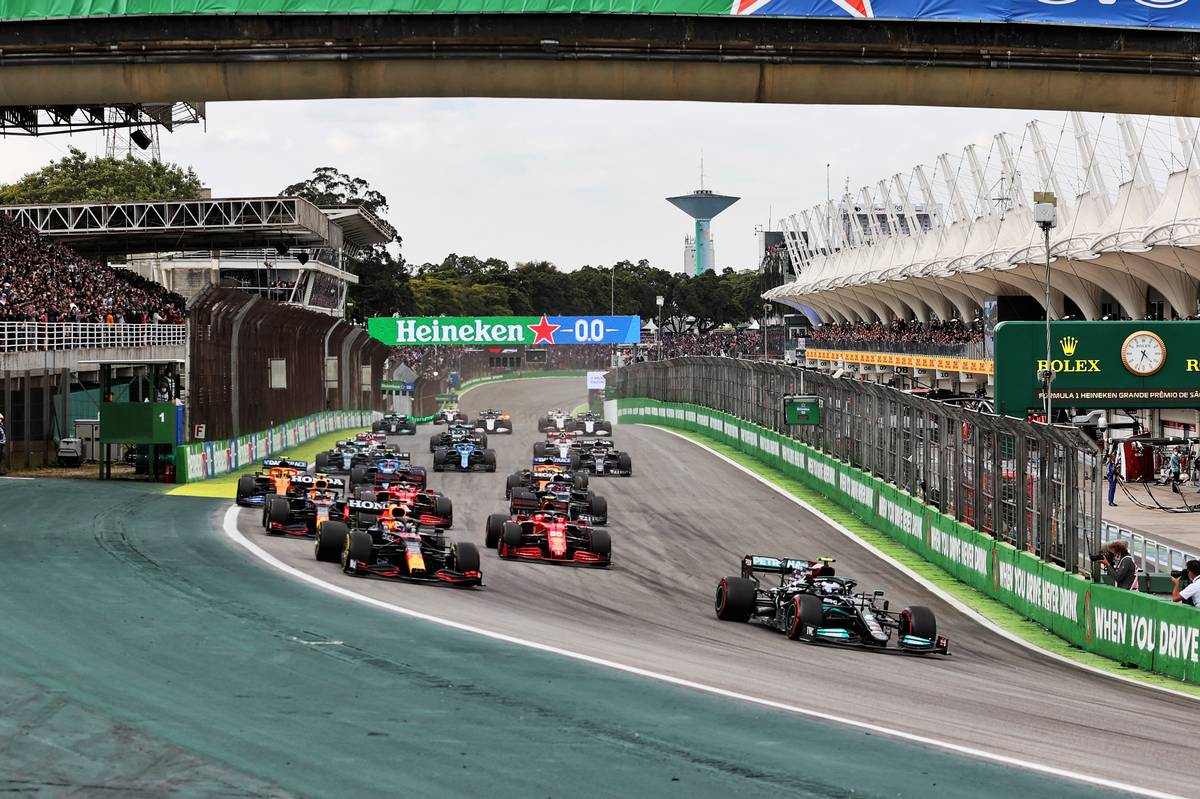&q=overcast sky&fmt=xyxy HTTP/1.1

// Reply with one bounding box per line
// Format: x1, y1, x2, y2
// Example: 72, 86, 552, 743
0, 99, 1048, 272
